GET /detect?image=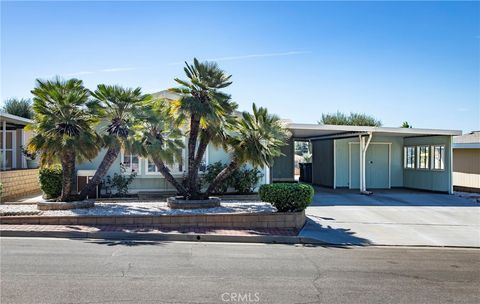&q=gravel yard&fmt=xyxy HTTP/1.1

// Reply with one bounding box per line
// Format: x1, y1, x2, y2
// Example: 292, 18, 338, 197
0, 201, 276, 216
